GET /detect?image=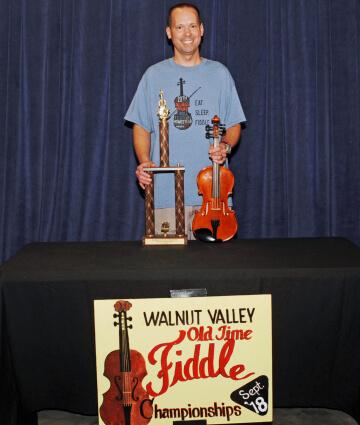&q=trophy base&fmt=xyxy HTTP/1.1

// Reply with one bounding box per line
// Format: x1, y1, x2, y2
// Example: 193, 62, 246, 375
142, 235, 187, 246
